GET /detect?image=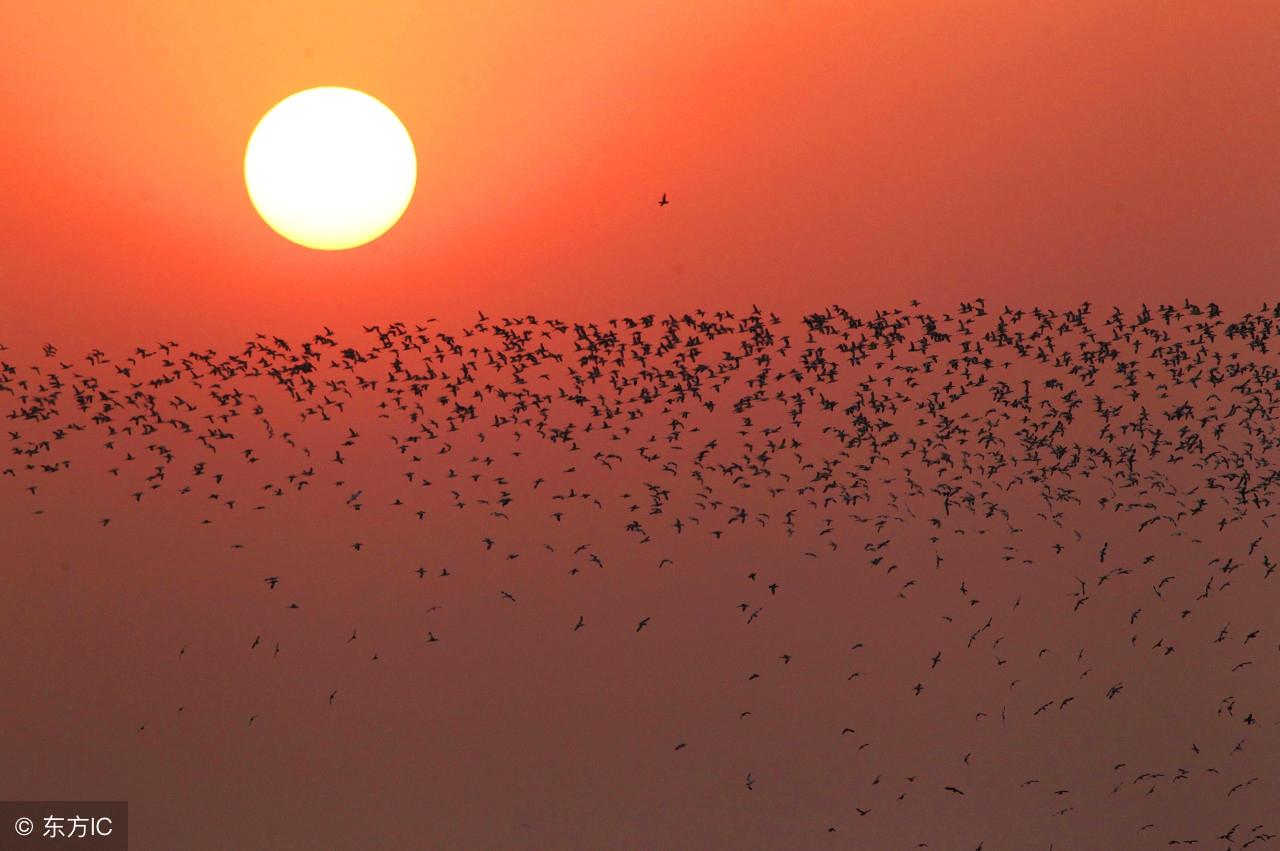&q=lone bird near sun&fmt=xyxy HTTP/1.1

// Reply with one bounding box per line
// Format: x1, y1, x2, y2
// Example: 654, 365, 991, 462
244, 87, 416, 250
